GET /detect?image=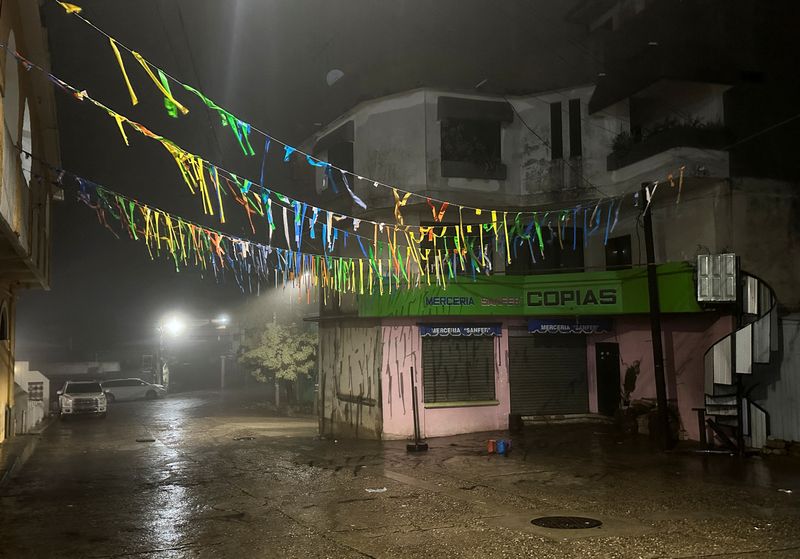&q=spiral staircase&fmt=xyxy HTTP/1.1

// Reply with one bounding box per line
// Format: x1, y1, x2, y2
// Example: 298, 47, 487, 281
702, 272, 777, 452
